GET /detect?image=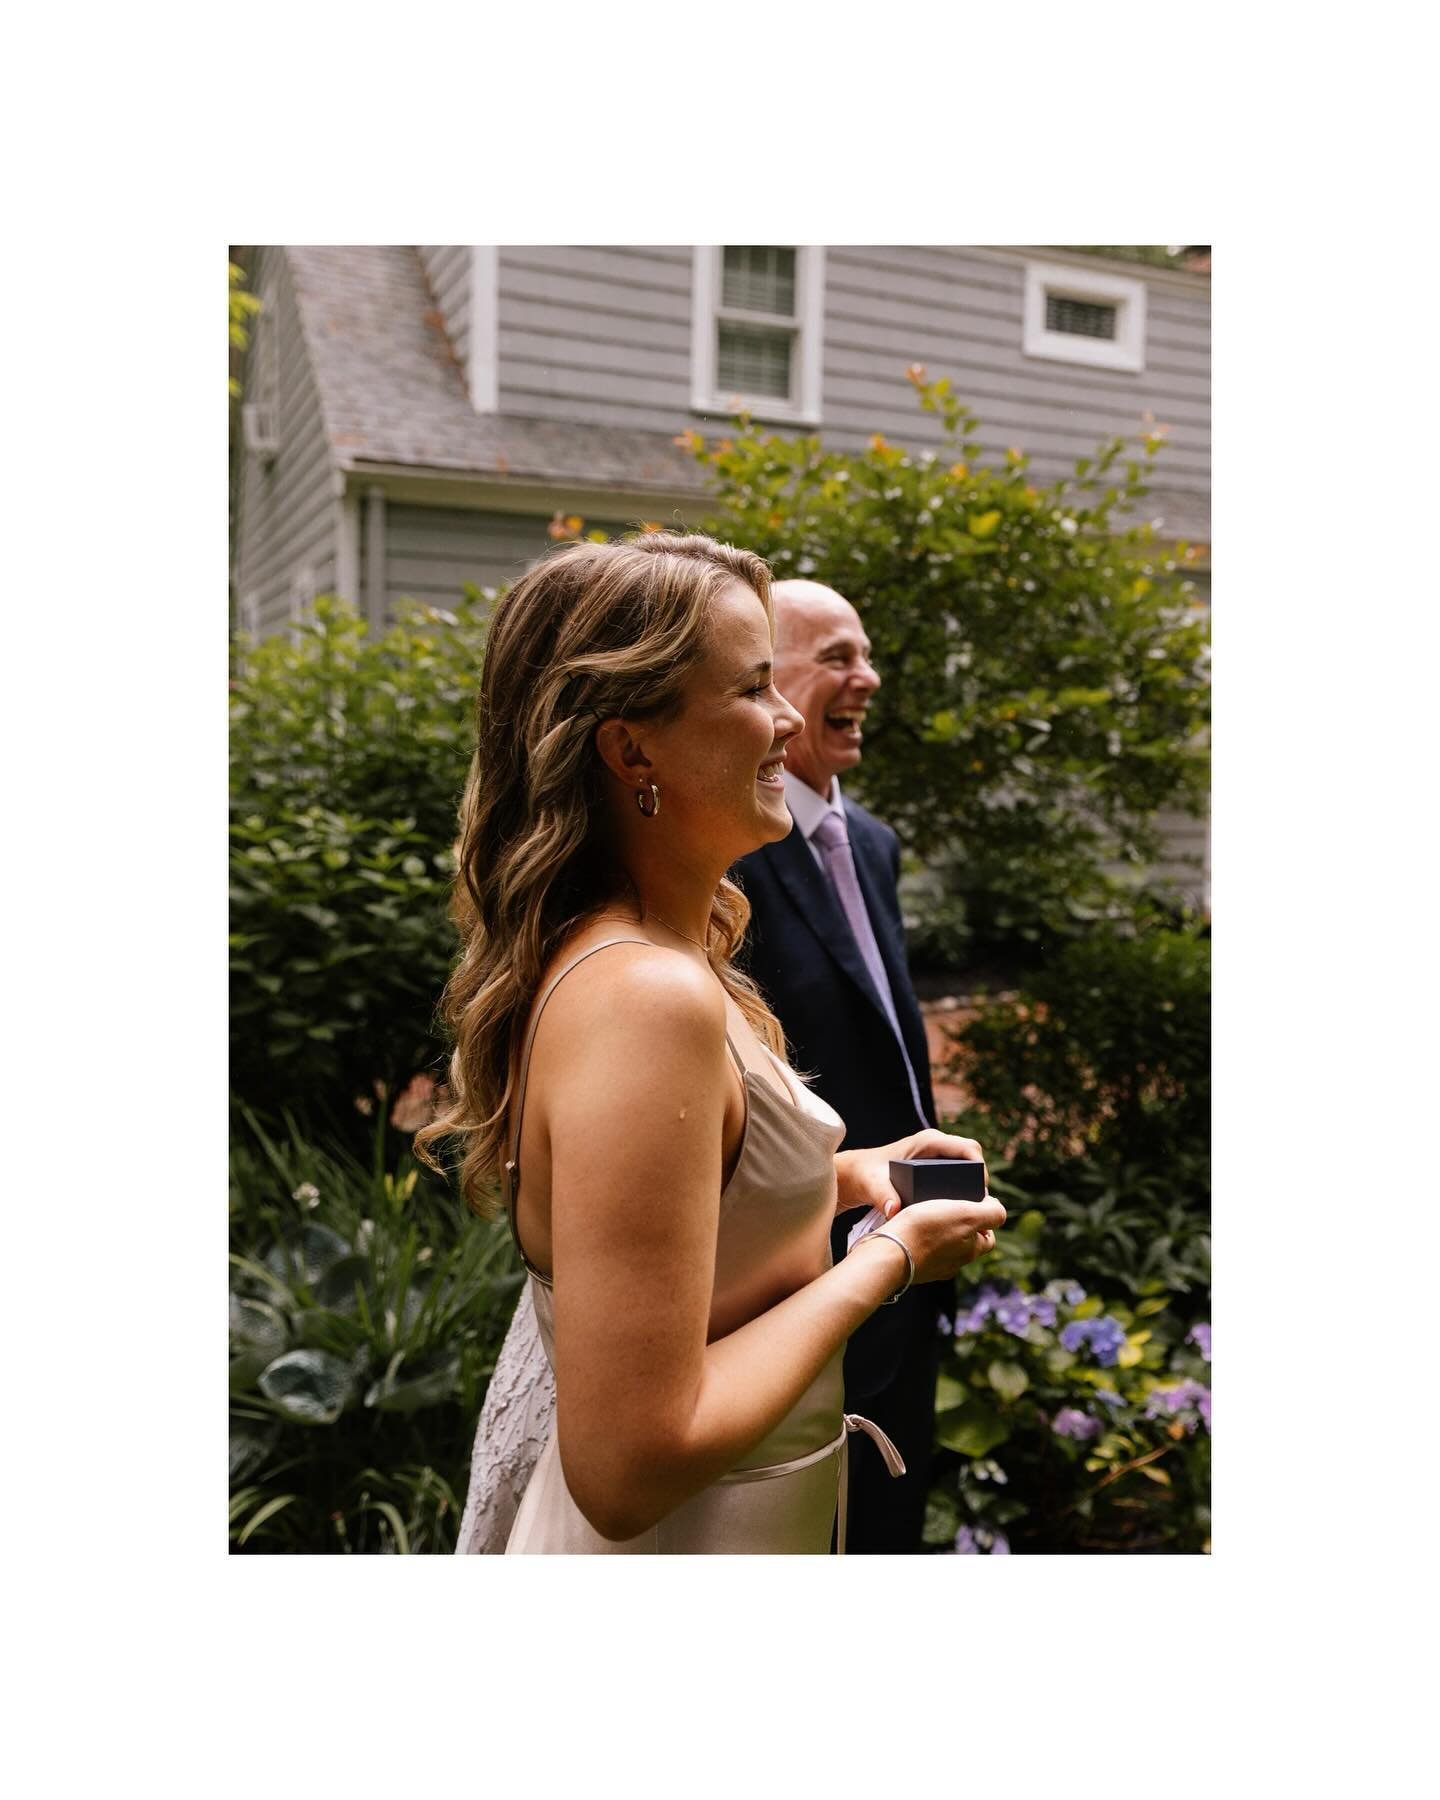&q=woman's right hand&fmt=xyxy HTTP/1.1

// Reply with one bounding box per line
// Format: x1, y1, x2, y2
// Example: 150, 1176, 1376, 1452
887, 1195, 1008, 1283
